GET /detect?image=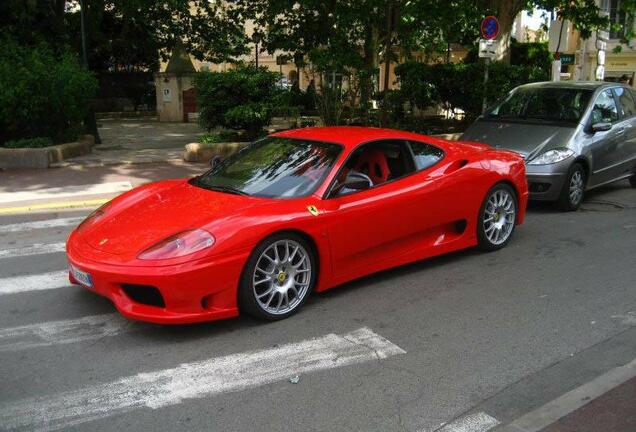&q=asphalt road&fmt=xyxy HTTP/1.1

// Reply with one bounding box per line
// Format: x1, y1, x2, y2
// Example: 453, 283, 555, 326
0, 179, 635, 432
